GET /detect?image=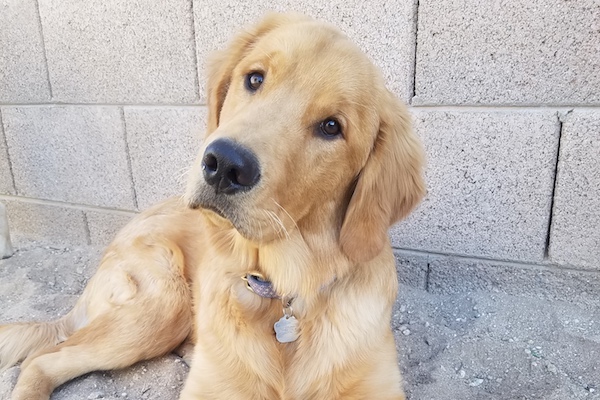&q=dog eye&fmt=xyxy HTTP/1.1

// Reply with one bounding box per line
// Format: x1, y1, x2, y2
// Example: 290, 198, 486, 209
245, 72, 264, 91
319, 118, 342, 138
